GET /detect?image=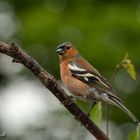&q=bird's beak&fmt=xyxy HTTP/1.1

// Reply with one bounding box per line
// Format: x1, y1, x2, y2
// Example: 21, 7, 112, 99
56, 48, 65, 55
